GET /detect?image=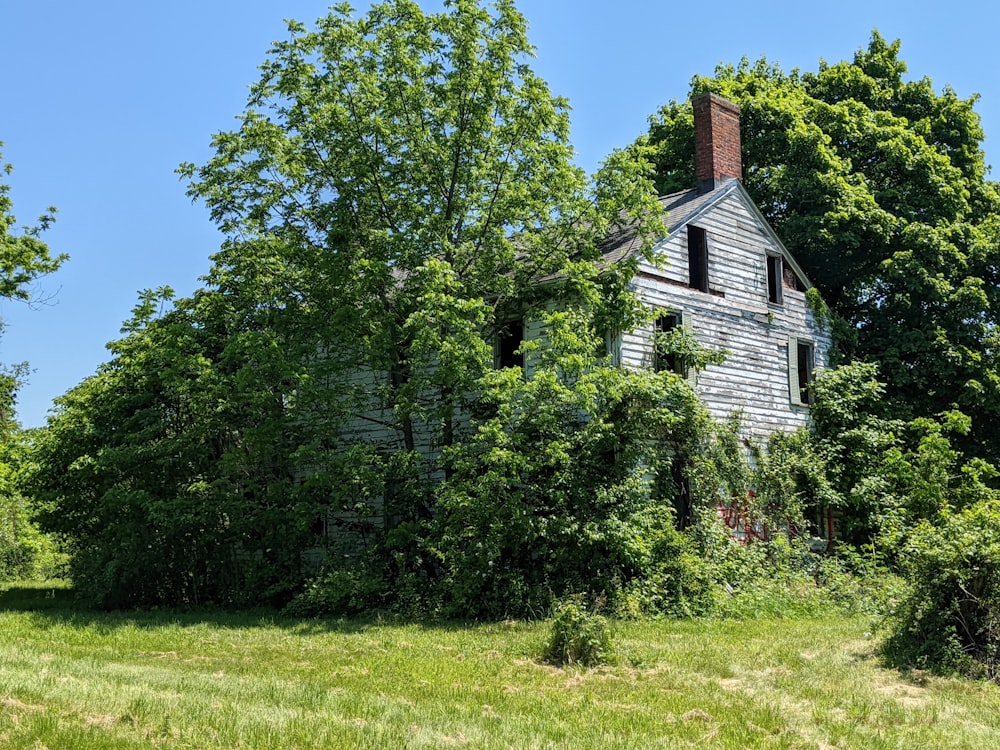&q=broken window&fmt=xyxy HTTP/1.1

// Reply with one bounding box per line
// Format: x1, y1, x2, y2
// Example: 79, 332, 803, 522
766, 254, 783, 305
653, 311, 698, 386
495, 319, 524, 369
788, 336, 815, 406
784, 265, 807, 292
654, 313, 682, 374
687, 225, 708, 293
